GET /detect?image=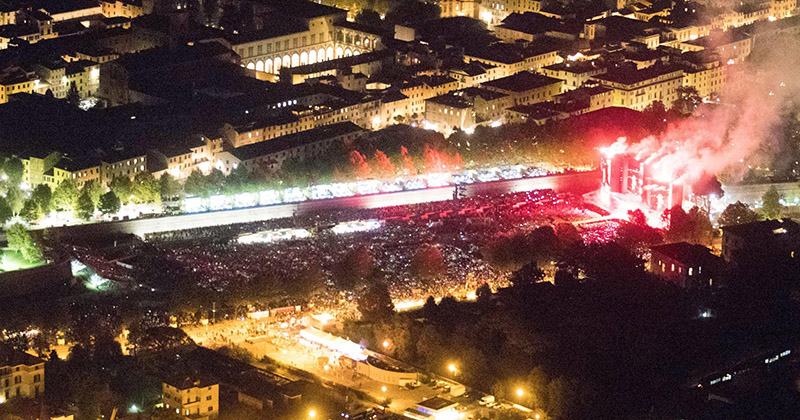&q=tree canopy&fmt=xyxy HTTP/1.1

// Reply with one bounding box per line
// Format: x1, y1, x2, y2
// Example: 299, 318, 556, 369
761, 185, 784, 220
718, 201, 759, 226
